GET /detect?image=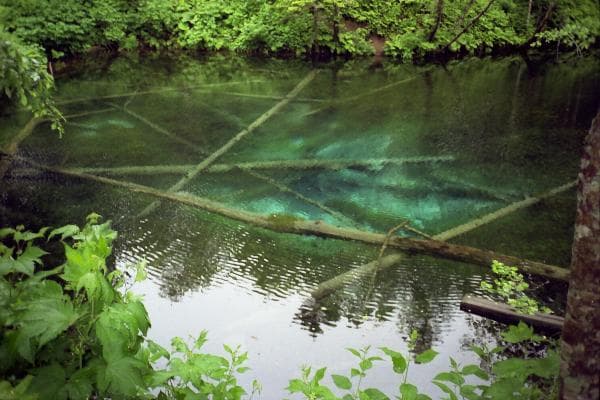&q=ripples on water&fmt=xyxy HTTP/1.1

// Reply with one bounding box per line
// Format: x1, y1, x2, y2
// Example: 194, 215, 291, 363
1, 53, 599, 397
